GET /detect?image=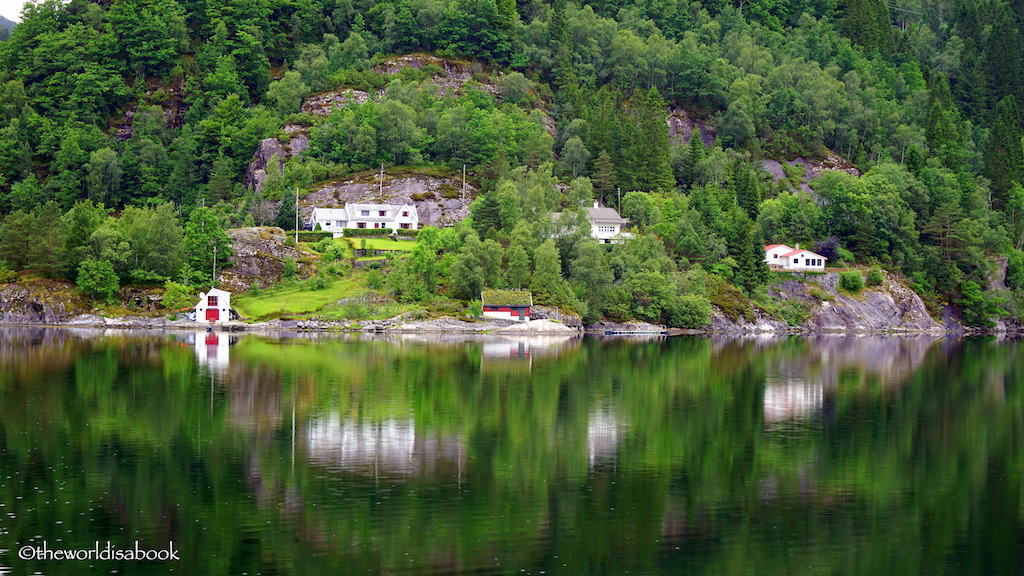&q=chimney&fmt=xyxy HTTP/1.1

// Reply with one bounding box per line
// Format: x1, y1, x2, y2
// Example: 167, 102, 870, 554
594, 200, 600, 209
795, 243, 800, 250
